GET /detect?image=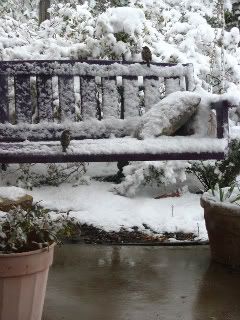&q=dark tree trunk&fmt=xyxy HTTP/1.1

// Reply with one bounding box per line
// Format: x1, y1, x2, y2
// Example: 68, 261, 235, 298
232, 2, 240, 28
39, 0, 50, 25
